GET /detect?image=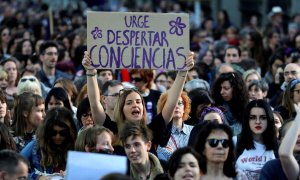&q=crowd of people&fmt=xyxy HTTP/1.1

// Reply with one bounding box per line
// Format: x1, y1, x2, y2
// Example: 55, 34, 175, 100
1, 0, 300, 179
